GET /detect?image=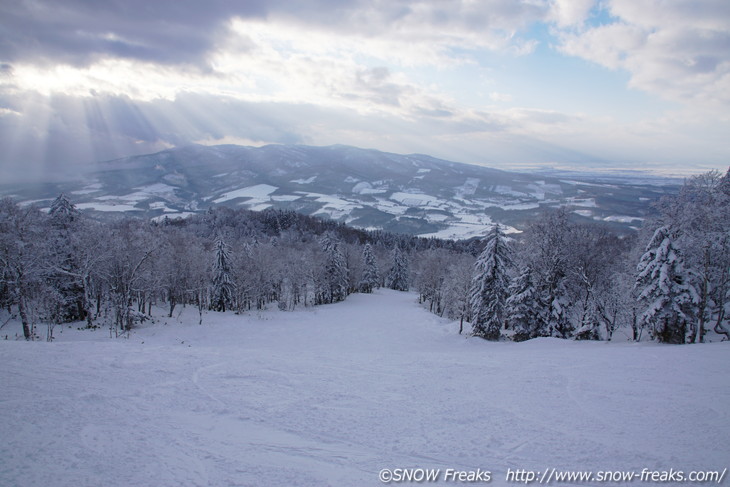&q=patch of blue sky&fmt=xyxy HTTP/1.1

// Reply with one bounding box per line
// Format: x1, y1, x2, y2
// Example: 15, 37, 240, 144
465, 23, 677, 121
